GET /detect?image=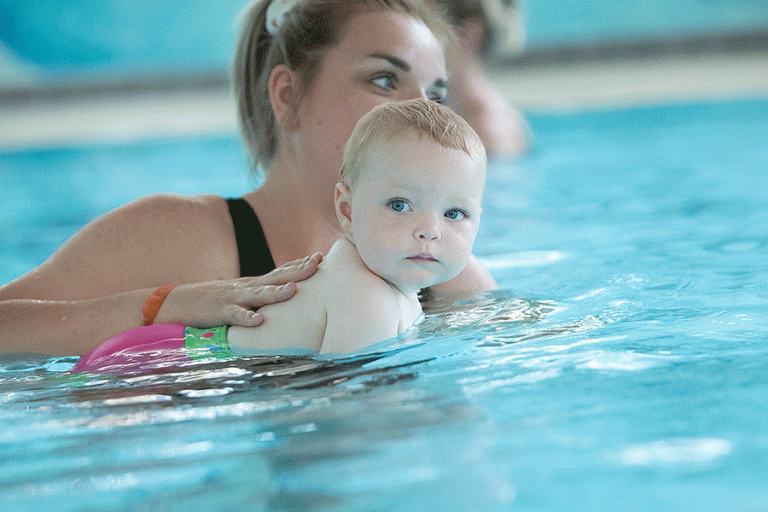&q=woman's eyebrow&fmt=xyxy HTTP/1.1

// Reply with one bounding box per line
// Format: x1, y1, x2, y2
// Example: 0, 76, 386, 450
368, 53, 447, 89
368, 52, 410, 72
